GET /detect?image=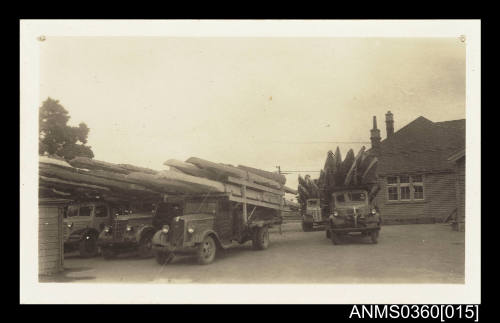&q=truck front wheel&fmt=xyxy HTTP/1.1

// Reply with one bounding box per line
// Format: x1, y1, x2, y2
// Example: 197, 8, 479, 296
79, 233, 98, 258
137, 232, 154, 258
252, 226, 270, 250
197, 235, 217, 265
